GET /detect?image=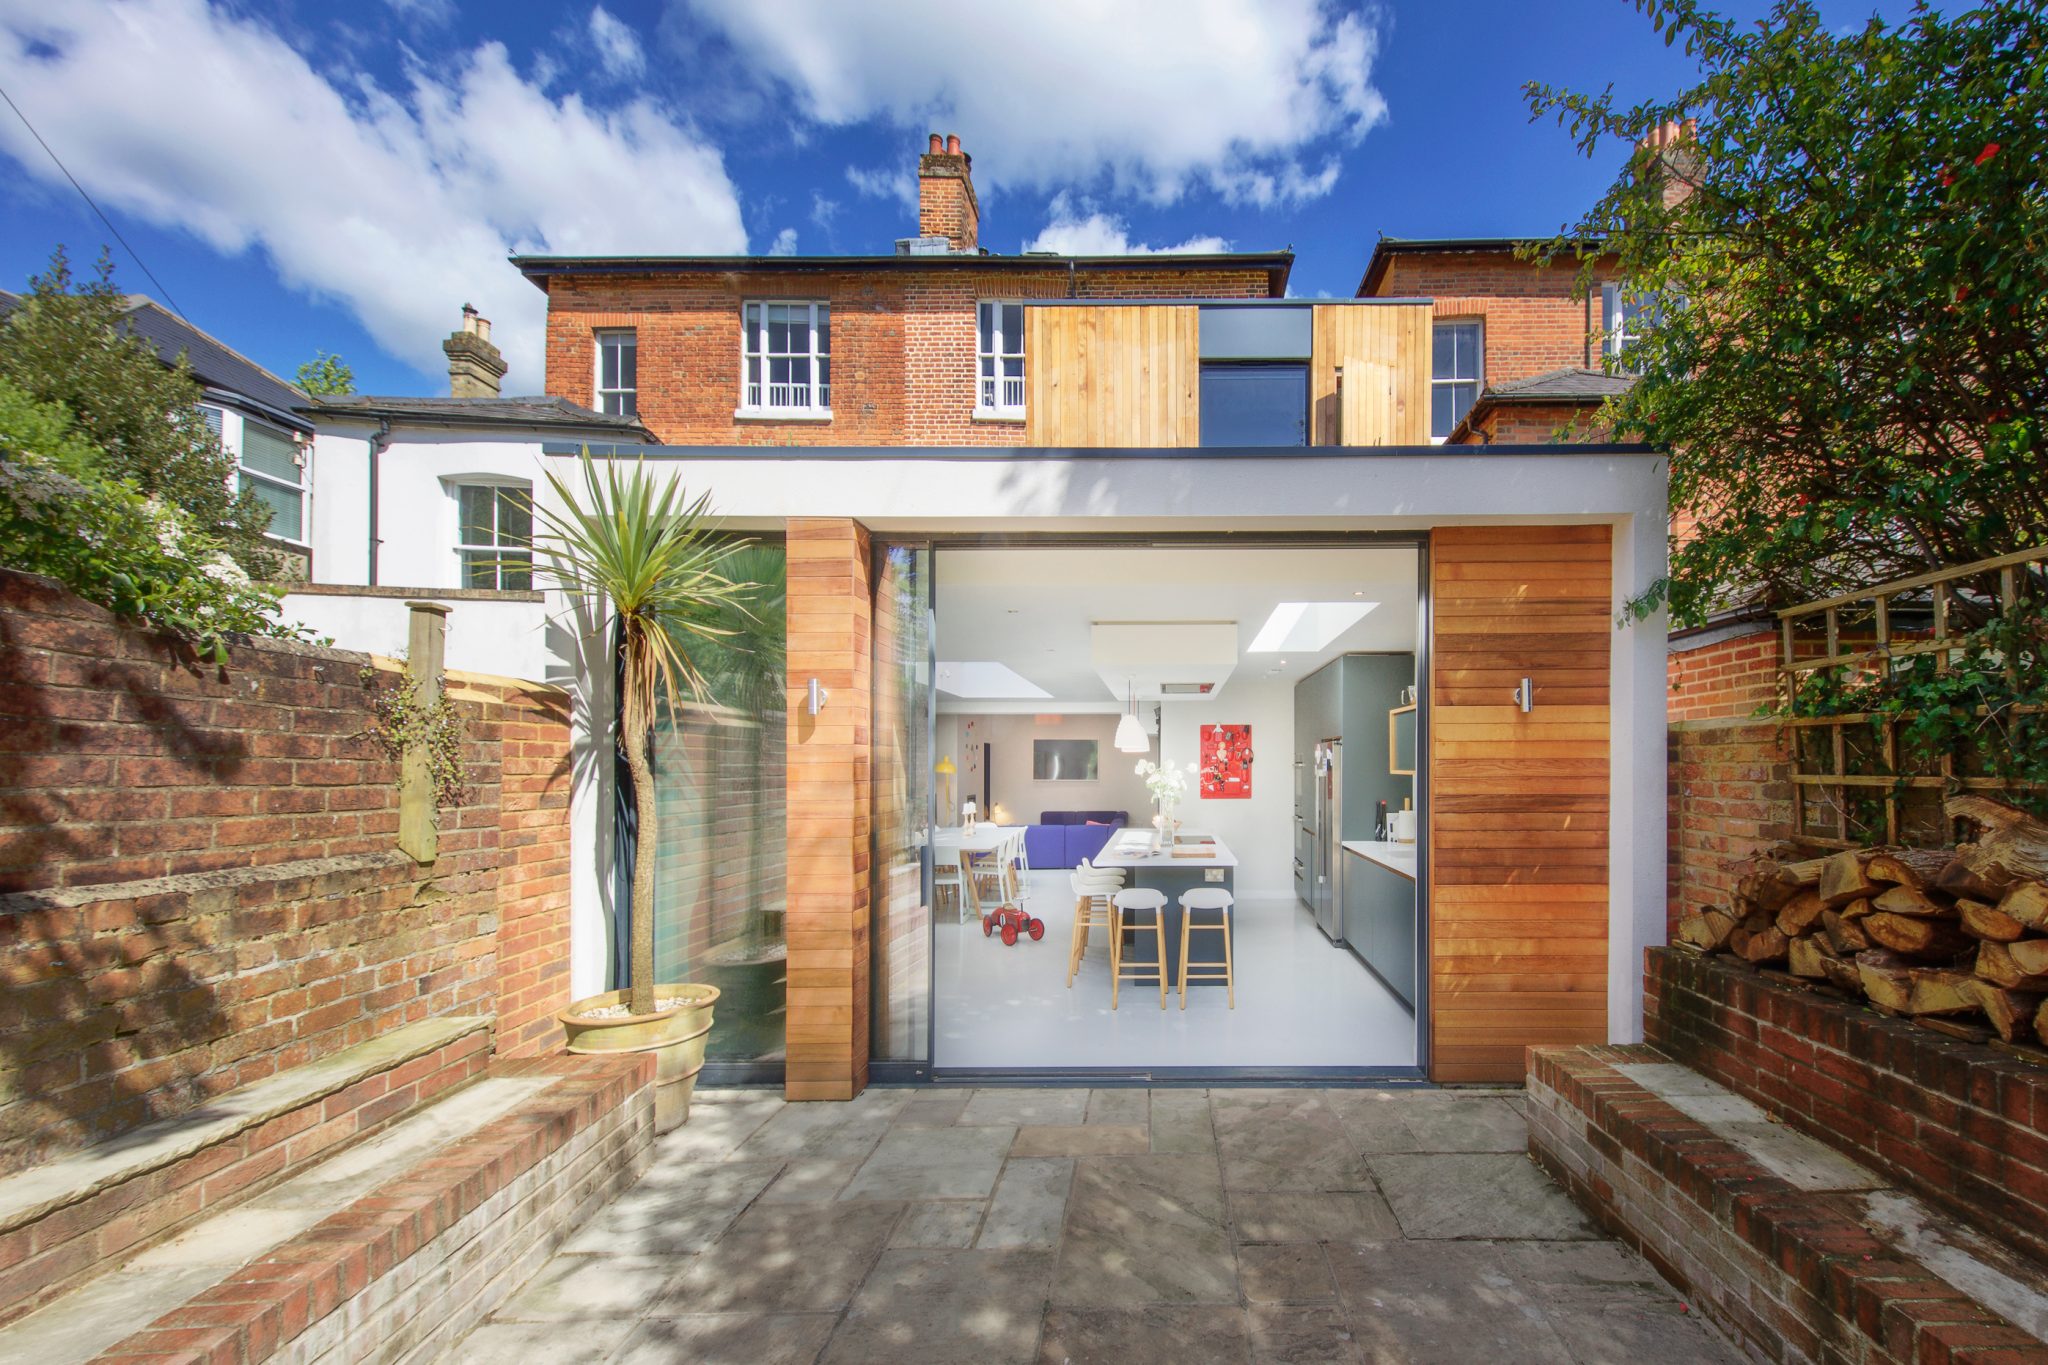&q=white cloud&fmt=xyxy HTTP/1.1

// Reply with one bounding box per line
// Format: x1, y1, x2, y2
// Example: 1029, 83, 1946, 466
586, 6, 645, 80
1023, 193, 1230, 256
0, 0, 747, 386
383, 0, 454, 27
844, 164, 915, 207
767, 227, 798, 255
673, 0, 1386, 206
